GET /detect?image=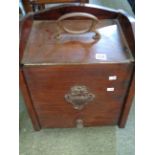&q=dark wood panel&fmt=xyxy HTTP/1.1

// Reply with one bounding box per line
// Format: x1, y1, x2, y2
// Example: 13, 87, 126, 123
33, 4, 118, 20
118, 13, 135, 58
118, 71, 135, 128
23, 63, 133, 128
19, 69, 41, 130
19, 15, 33, 62
37, 101, 121, 128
